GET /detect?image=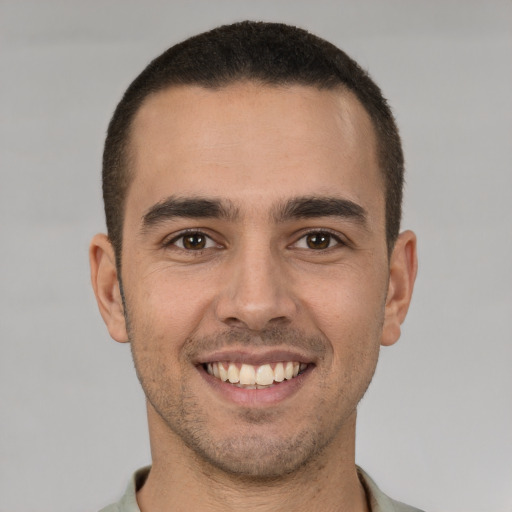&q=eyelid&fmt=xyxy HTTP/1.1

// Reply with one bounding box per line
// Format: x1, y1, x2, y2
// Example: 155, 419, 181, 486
163, 229, 220, 250
291, 228, 347, 249
161, 227, 348, 251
